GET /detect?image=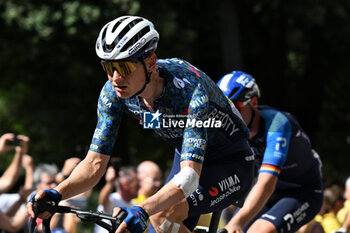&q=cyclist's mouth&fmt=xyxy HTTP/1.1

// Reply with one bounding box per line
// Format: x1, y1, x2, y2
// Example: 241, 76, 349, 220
115, 85, 127, 92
